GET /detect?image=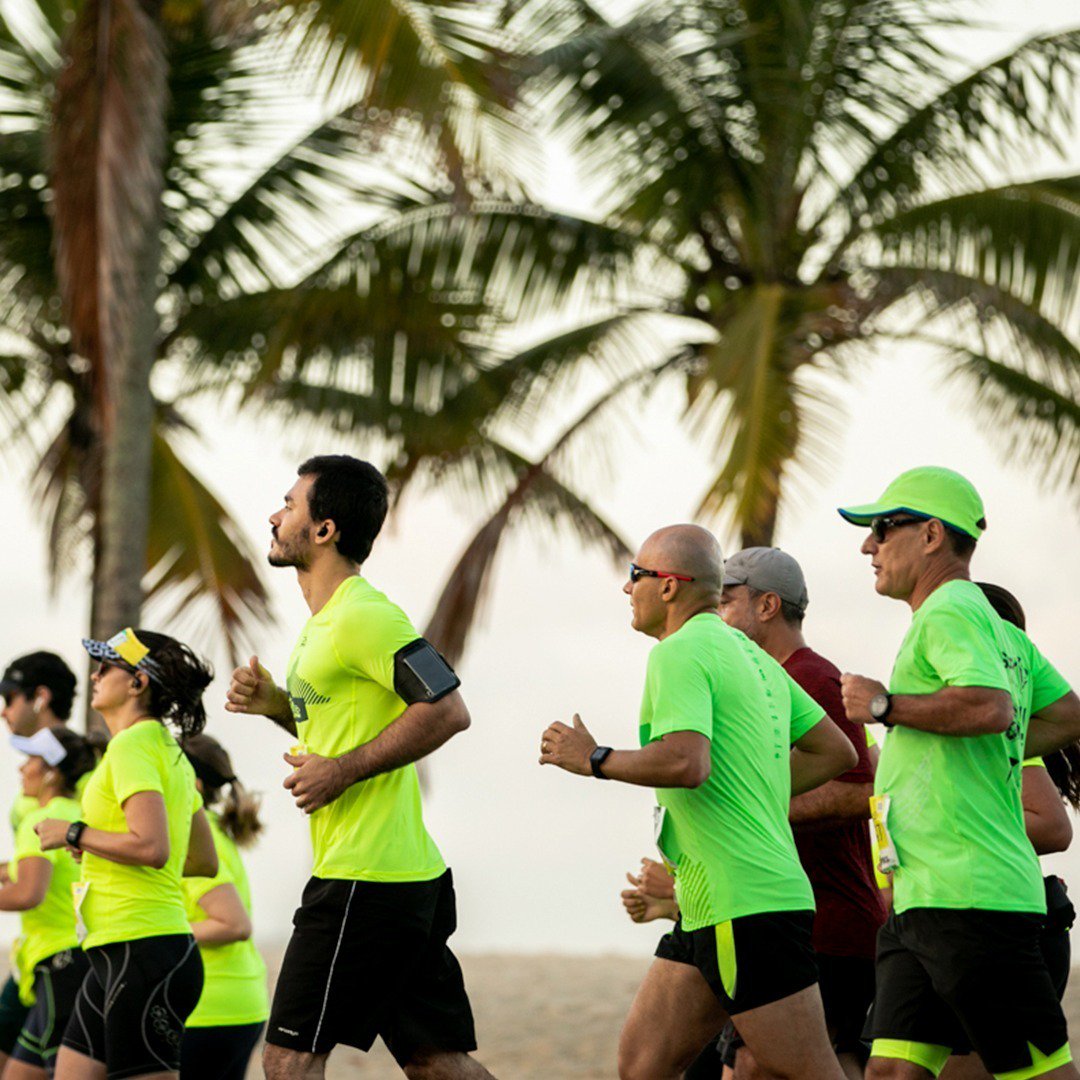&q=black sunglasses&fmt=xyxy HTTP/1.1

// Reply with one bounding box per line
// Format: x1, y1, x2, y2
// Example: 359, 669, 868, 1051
629, 563, 695, 584
869, 515, 928, 543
